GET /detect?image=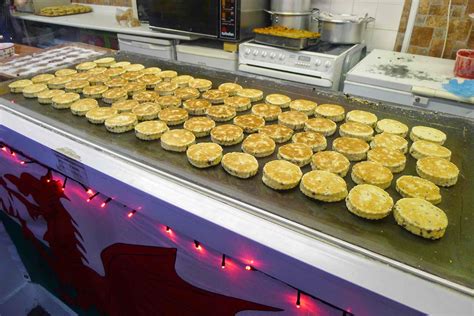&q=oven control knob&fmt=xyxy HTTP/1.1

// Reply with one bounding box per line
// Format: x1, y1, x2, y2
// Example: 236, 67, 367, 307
261, 51, 267, 57
270, 52, 277, 59
279, 54, 285, 60
314, 59, 322, 66
244, 48, 251, 55
253, 49, 259, 56
325, 61, 332, 68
